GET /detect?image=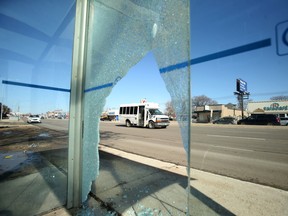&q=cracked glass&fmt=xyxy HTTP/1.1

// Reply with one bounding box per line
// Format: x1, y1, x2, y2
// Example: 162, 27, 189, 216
82, 0, 191, 211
